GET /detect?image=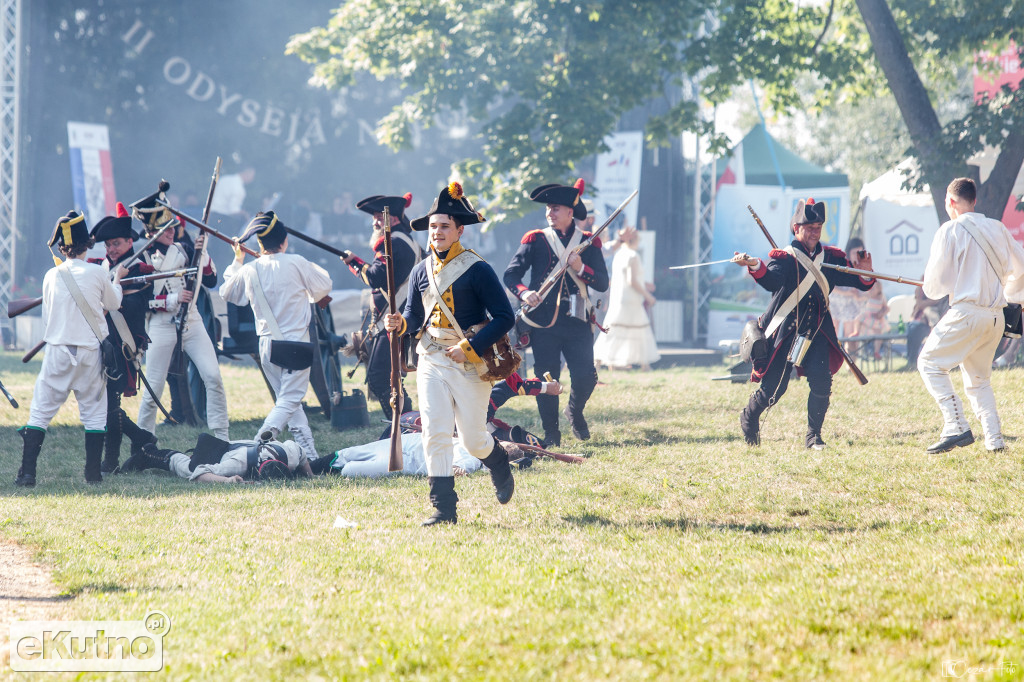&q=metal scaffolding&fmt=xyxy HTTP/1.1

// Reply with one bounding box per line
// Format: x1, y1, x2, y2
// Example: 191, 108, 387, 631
691, 142, 716, 346
0, 0, 20, 347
